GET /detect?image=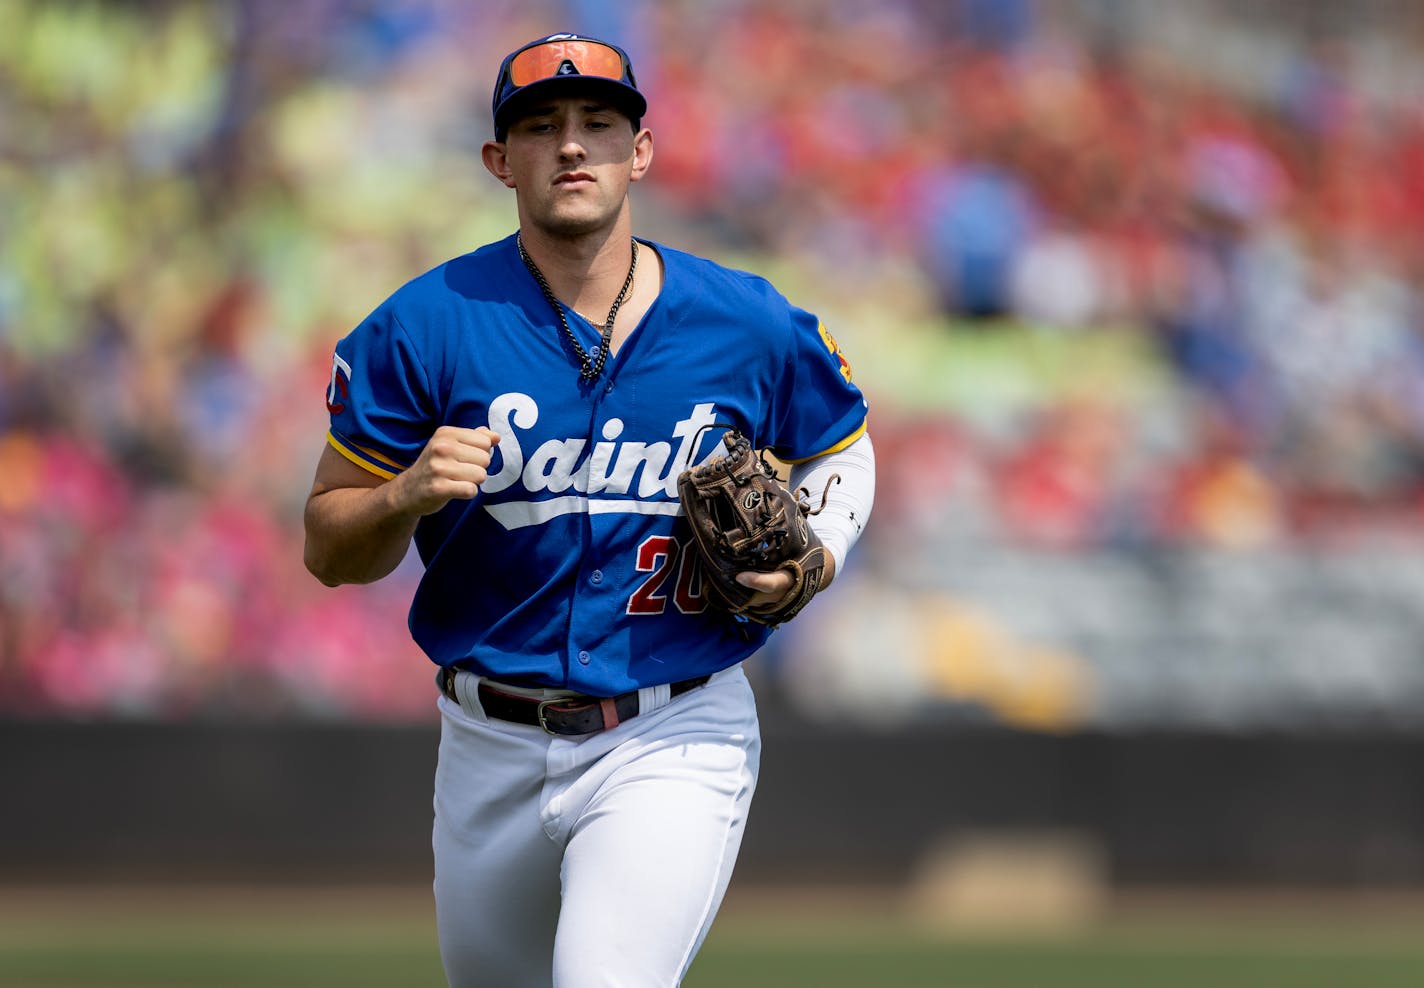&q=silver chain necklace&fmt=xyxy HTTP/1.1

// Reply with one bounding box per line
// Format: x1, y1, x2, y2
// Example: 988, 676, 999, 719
517, 233, 639, 382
